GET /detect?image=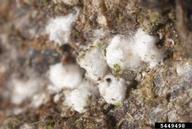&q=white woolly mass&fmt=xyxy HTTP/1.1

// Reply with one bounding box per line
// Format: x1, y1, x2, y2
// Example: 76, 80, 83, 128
106, 35, 141, 71
64, 79, 98, 113
106, 29, 164, 71
78, 47, 108, 81
98, 74, 127, 104
46, 10, 79, 46
49, 63, 83, 91
134, 29, 164, 68
11, 78, 41, 105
